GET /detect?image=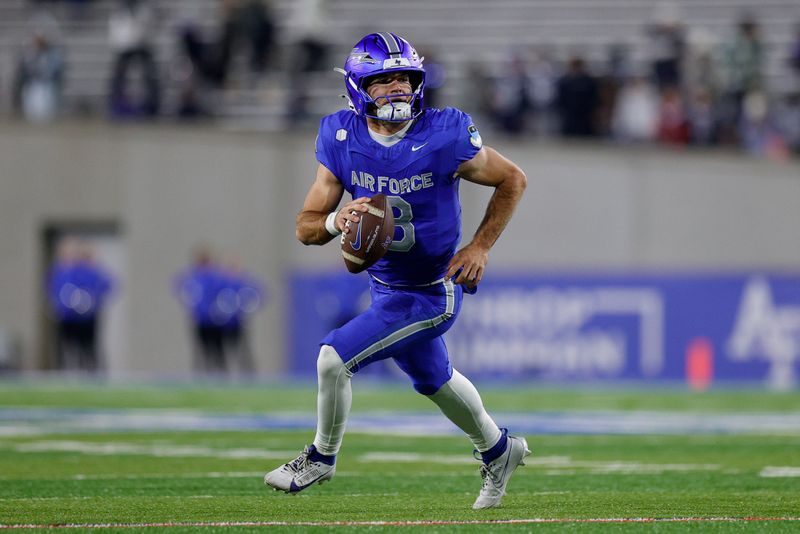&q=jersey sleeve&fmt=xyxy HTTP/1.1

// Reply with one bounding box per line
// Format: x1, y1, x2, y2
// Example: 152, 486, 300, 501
450, 109, 483, 164
314, 115, 343, 181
